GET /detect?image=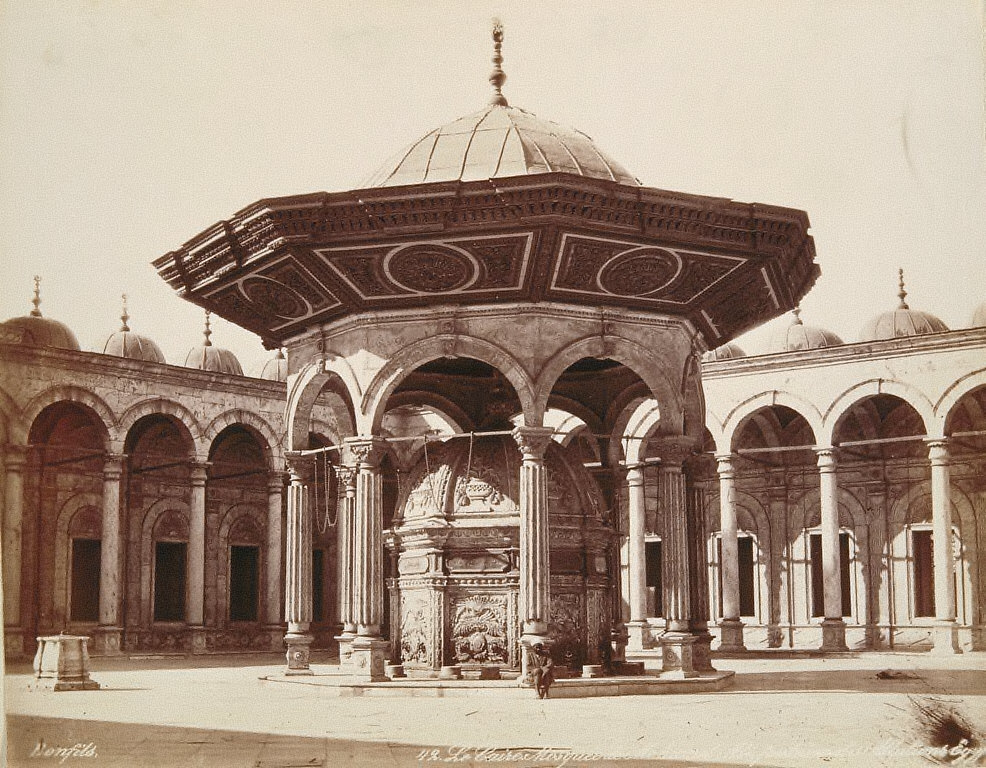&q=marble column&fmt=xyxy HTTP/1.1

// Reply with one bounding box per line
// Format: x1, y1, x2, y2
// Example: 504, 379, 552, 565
625, 462, 649, 650
264, 471, 287, 647
3, 444, 27, 658
513, 426, 554, 683
927, 439, 960, 654
656, 437, 699, 678
283, 454, 314, 674
816, 448, 847, 651
346, 438, 389, 682
334, 464, 358, 667
716, 454, 746, 651
94, 453, 125, 654
187, 461, 209, 653
686, 476, 715, 671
